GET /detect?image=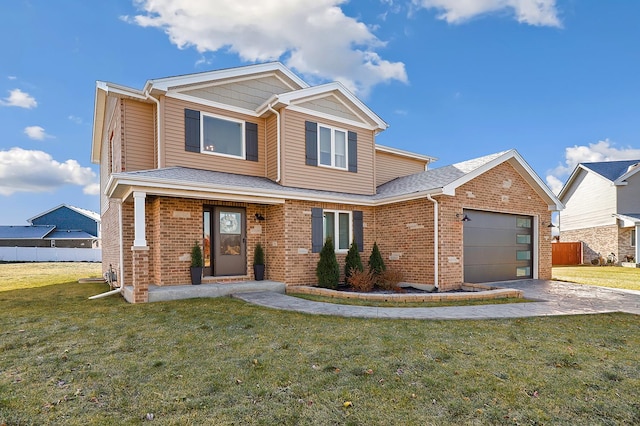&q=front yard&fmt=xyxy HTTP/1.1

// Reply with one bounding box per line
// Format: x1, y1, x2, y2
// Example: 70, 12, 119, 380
1, 263, 639, 424
553, 265, 640, 291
